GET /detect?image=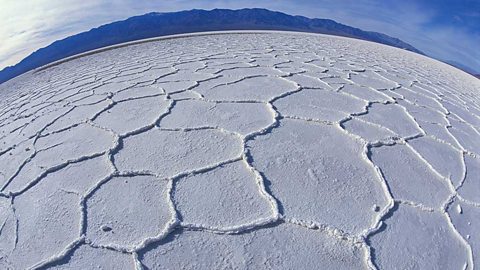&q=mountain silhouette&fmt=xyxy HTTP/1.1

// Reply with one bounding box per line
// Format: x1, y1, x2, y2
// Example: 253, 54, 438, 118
0, 8, 424, 84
